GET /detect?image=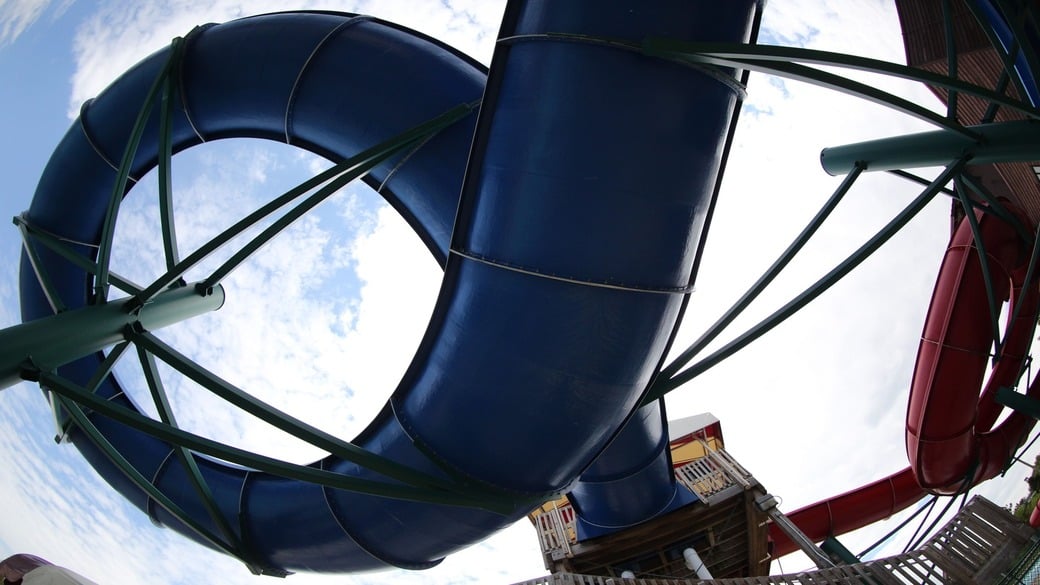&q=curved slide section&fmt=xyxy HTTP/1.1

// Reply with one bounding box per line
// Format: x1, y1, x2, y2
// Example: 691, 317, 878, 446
768, 468, 925, 559
568, 402, 697, 540
907, 206, 1040, 493
497, 2, 760, 540
20, 2, 761, 574
771, 207, 1040, 558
